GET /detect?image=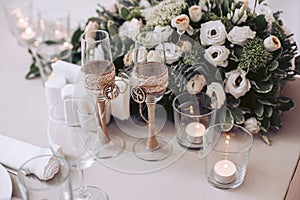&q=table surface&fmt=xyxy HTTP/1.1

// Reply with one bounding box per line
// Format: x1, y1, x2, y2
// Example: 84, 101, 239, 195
1, 0, 300, 200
